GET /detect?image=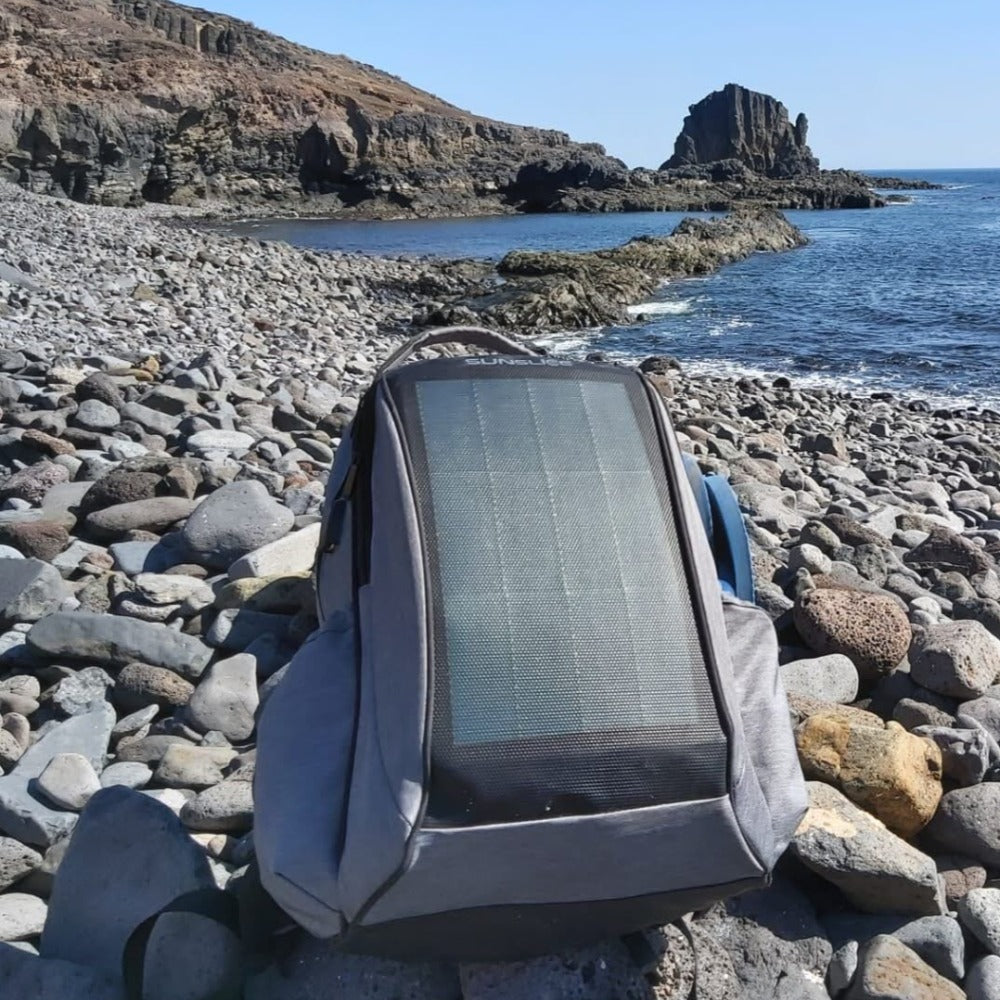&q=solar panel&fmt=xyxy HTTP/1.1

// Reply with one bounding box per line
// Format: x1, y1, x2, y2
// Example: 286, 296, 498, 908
393, 364, 728, 822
